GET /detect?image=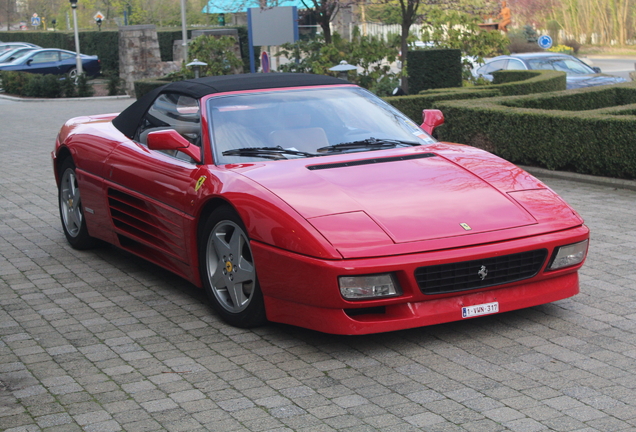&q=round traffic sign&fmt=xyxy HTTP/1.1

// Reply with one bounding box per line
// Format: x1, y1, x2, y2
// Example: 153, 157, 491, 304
538, 35, 553, 49
261, 51, 270, 73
